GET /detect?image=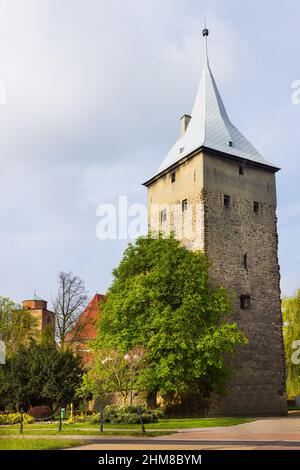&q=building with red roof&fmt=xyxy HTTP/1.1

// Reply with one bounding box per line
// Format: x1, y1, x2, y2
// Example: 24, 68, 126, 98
66, 293, 104, 366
